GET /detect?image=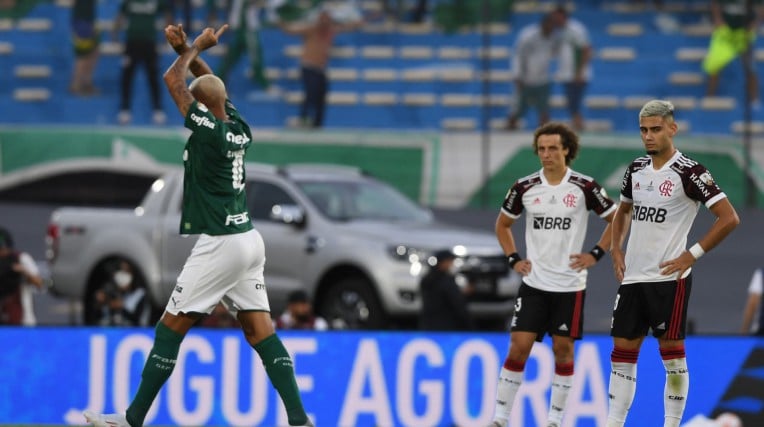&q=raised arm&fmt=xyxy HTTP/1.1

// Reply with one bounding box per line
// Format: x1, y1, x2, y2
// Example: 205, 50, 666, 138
163, 25, 228, 117
164, 24, 215, 77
